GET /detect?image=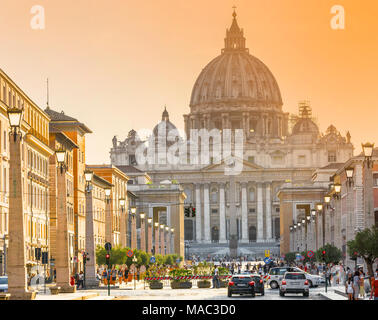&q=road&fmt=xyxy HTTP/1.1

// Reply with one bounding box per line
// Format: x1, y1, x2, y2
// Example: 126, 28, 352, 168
86, 285, 328, 300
